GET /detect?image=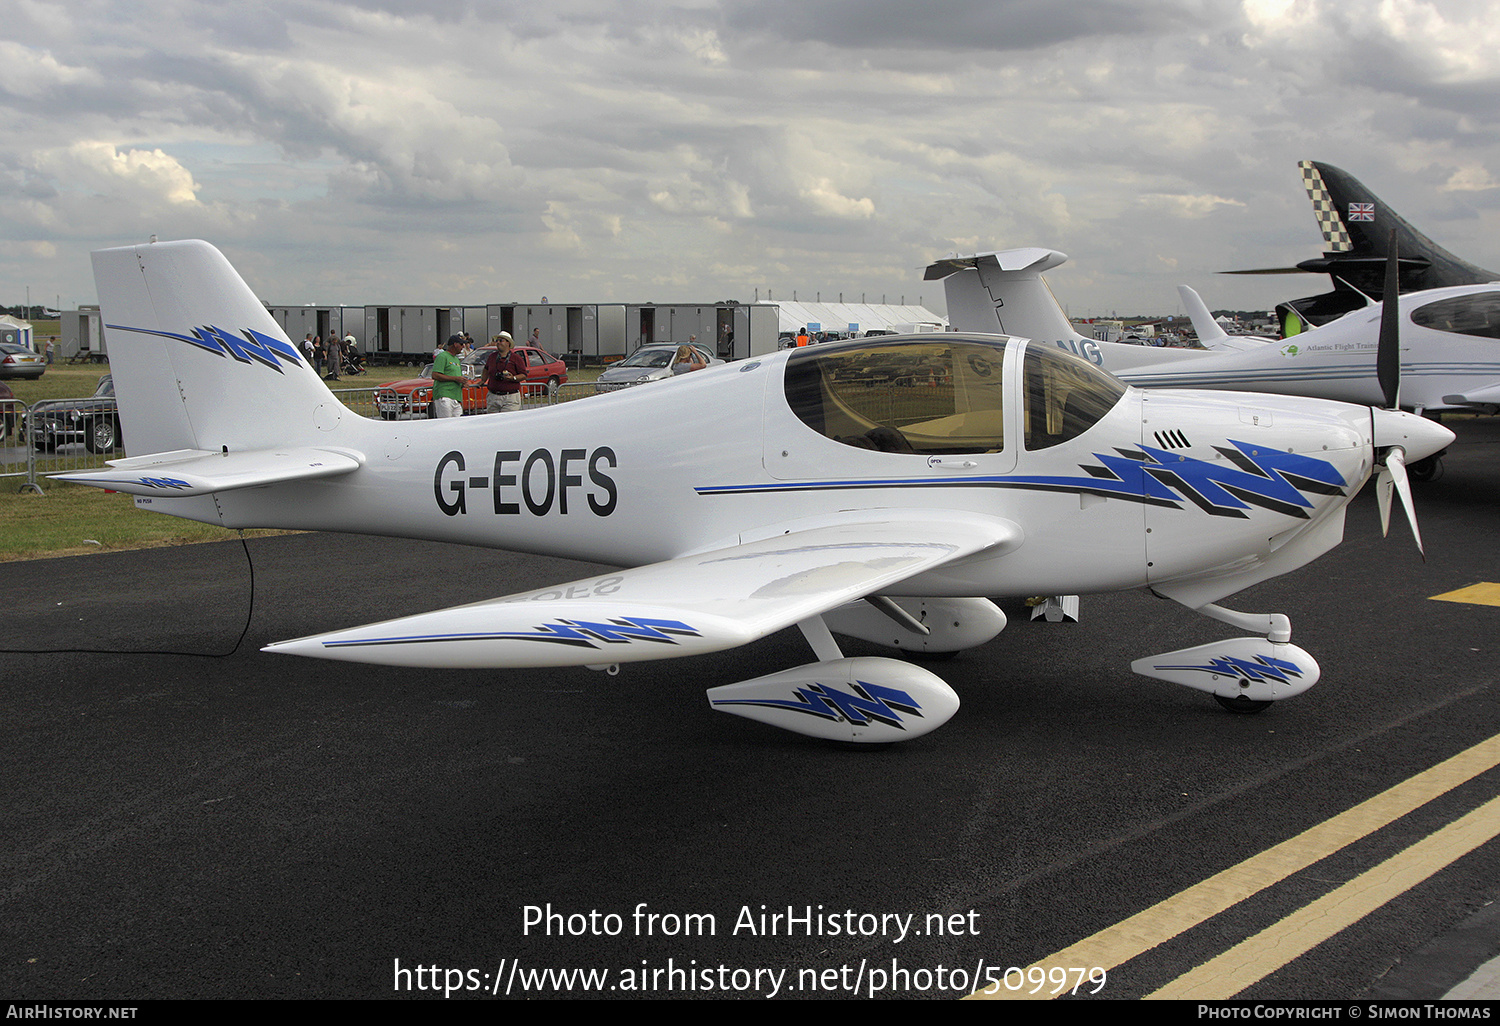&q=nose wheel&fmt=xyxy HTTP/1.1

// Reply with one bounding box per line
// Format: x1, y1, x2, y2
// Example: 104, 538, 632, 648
1407, 452, 1444, 483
